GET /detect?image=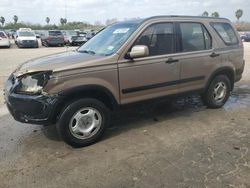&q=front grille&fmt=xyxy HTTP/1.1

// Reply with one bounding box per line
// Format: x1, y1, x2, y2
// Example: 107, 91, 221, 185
22, 40, 35, 44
